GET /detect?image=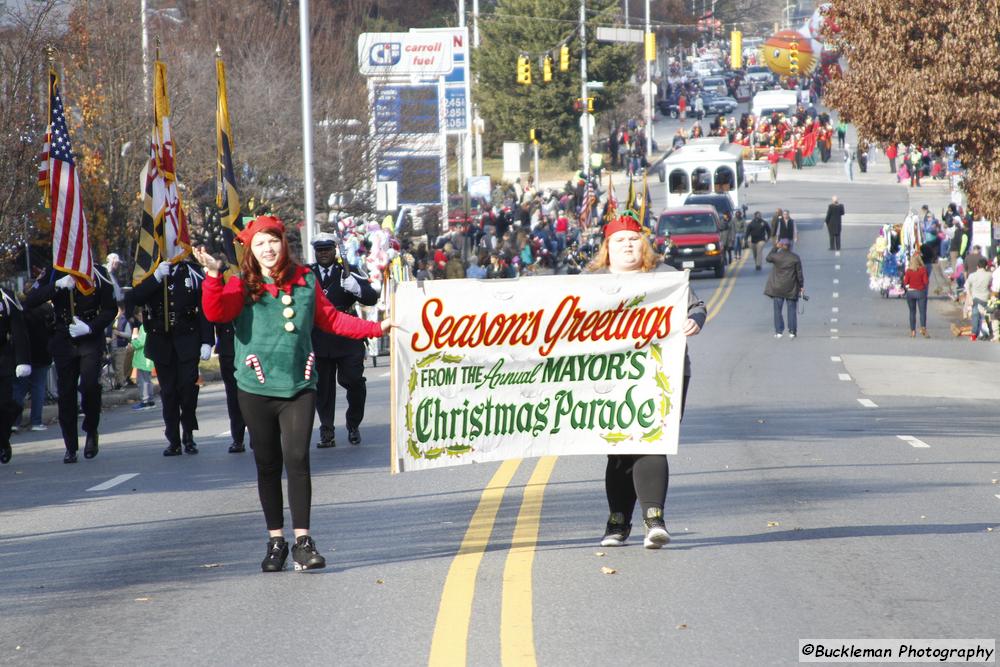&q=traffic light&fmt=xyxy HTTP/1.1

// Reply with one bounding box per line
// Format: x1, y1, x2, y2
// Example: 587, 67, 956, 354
529, 128, 540, 144
516, 55, 531, 85
587, 96, 594, 113
543, 56, 553, 83
644, 32, 656, 62
788, 39, 799, 76
560, 45, 570, 71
